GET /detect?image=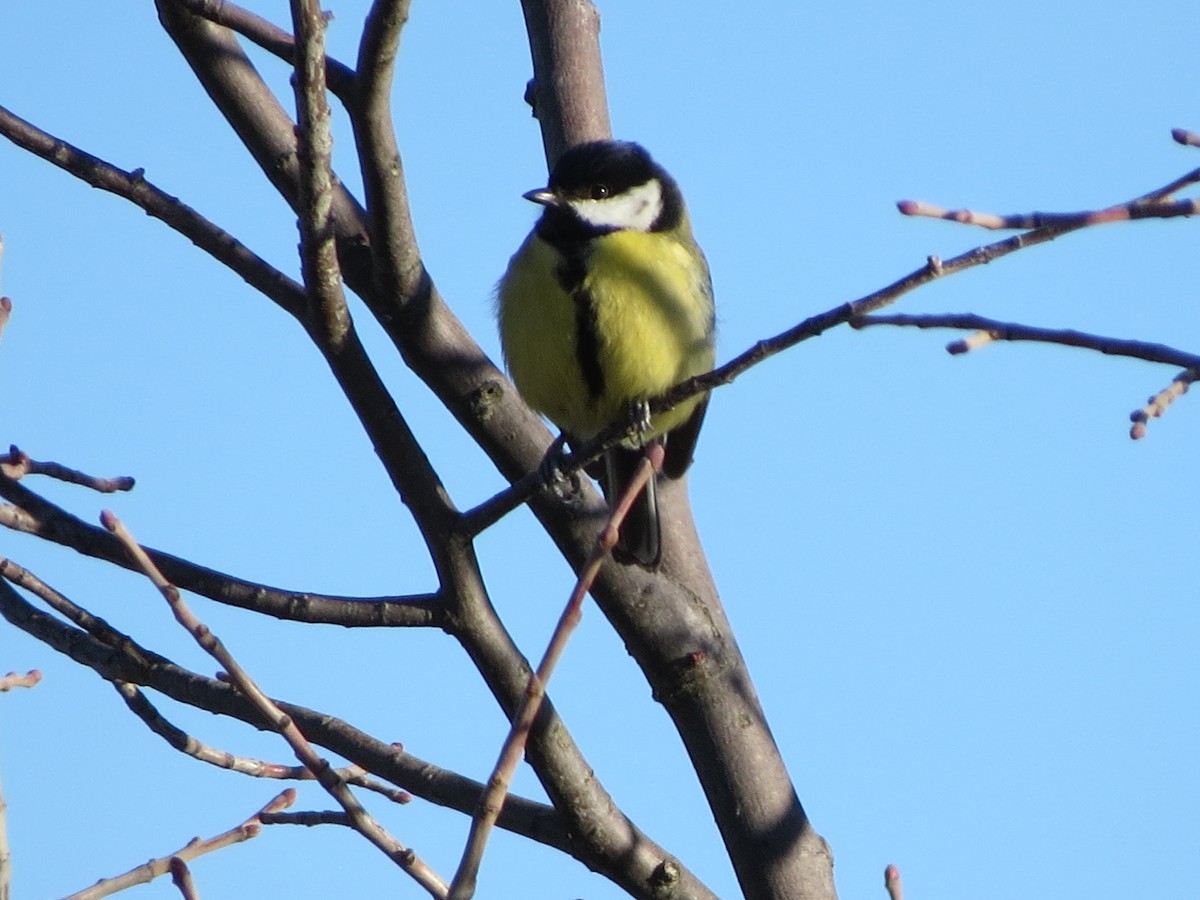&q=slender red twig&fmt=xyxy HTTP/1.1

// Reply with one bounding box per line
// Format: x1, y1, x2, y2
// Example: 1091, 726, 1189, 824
447, 444, 664, 900
59, 789, 294, 900
102, 510, 446, 896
